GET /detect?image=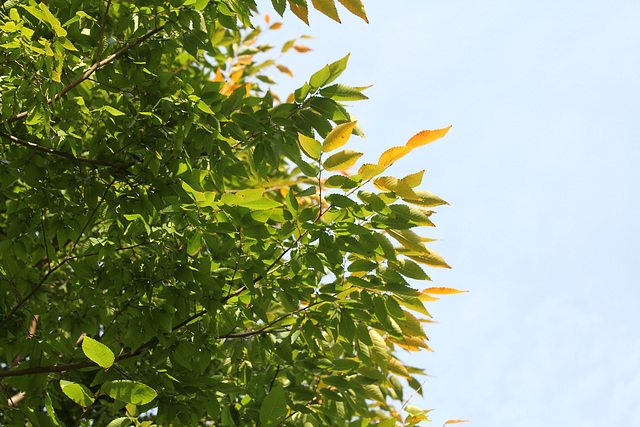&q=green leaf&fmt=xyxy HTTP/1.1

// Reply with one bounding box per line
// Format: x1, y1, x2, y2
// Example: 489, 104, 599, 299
102, 106, 126, 116
396, 247, 452, 268
323, 149, 362, 171
298, 133, 322, 159
369, 329, 387, 373
238, 198, 282, 210
260, 384, 287, 427
59, 380, 94, 407
320, 84, 369, 101
402, 190, 449, 207
386, 229, 427, 253
322, 120, 358, 152
102, 381, 157, 405
400, 170, 424, 188
309, 64, 331, 88
45, 394, 63, 426
81, 336, 115, 368
106, 417, 133, 427
325, 53, 350, 85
